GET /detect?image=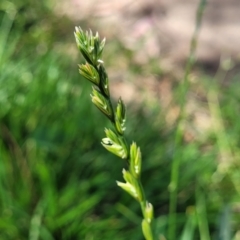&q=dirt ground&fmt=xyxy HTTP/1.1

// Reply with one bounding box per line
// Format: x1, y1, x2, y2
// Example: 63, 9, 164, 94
55, 0, 240, 140
56, 0, 240, 70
